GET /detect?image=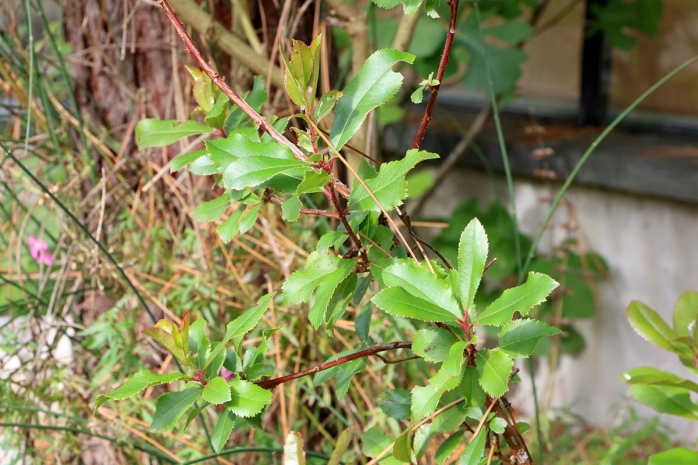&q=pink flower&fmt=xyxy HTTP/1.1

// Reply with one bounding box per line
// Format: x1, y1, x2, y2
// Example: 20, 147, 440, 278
27, 235, 53, 266
220, 367, 235, 382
